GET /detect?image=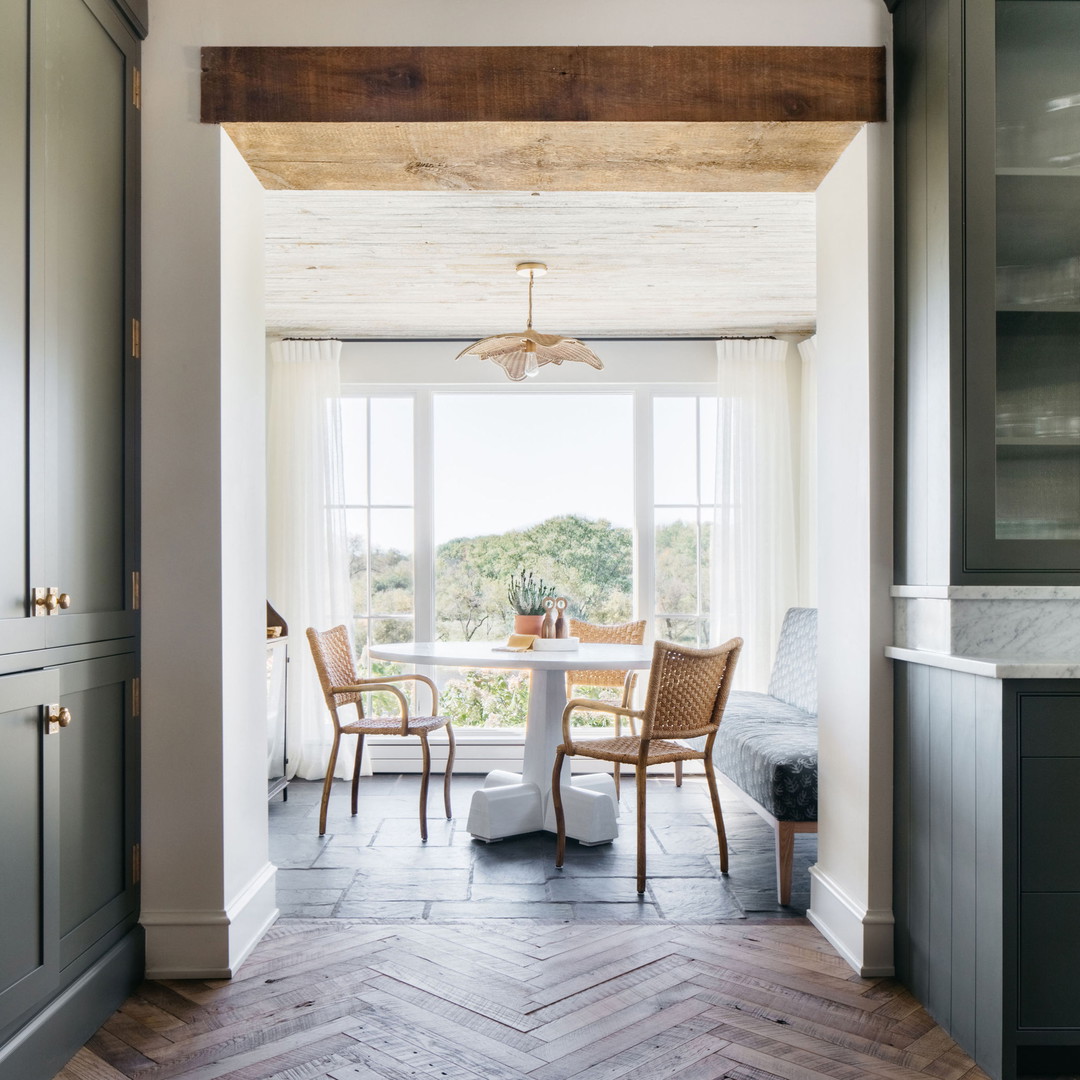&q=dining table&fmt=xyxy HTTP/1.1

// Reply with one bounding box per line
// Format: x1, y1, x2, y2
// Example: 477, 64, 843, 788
367, 640, 654, 844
